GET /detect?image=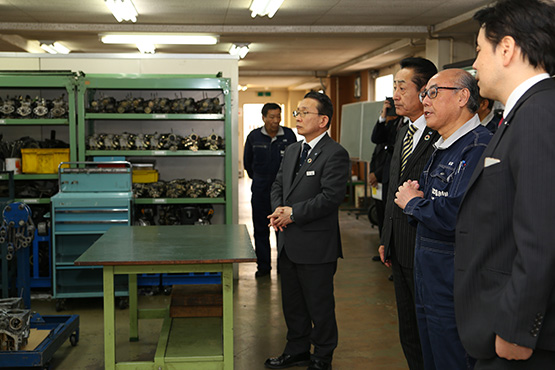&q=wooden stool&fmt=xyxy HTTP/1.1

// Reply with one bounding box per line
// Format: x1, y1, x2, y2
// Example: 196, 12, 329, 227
170, 284, 223, 318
